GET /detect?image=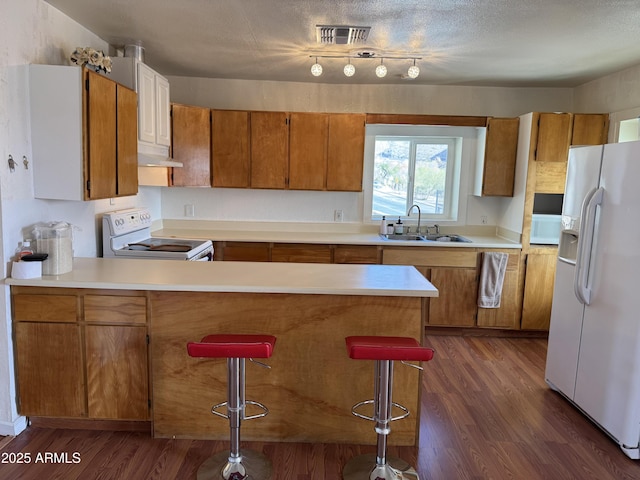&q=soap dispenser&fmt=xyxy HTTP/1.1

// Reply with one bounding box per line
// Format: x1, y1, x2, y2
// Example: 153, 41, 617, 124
394, 217, 404, 234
